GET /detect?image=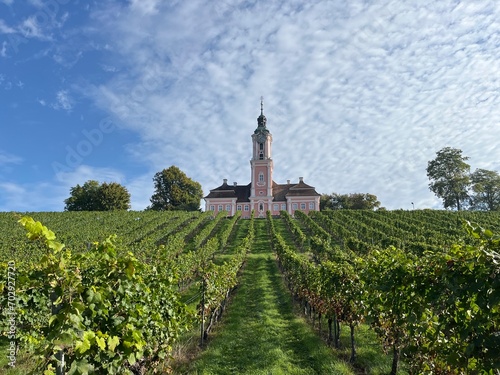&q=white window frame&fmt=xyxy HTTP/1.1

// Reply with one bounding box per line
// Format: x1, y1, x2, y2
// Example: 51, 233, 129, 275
300, 203, 306, 210
309, 202, 315, 209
